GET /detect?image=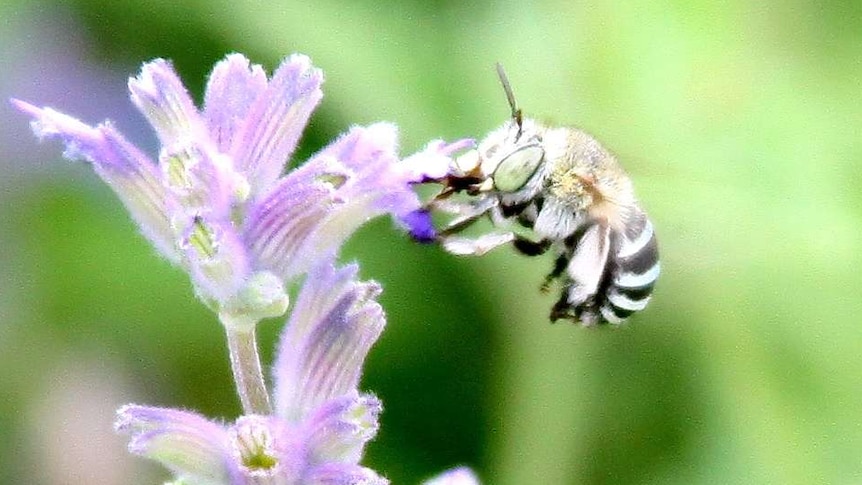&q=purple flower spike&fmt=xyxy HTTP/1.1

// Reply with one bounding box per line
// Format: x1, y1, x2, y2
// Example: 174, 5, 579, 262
13, 53, 466, 329
17, 52, 477, 484
114, 262, 391, 484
